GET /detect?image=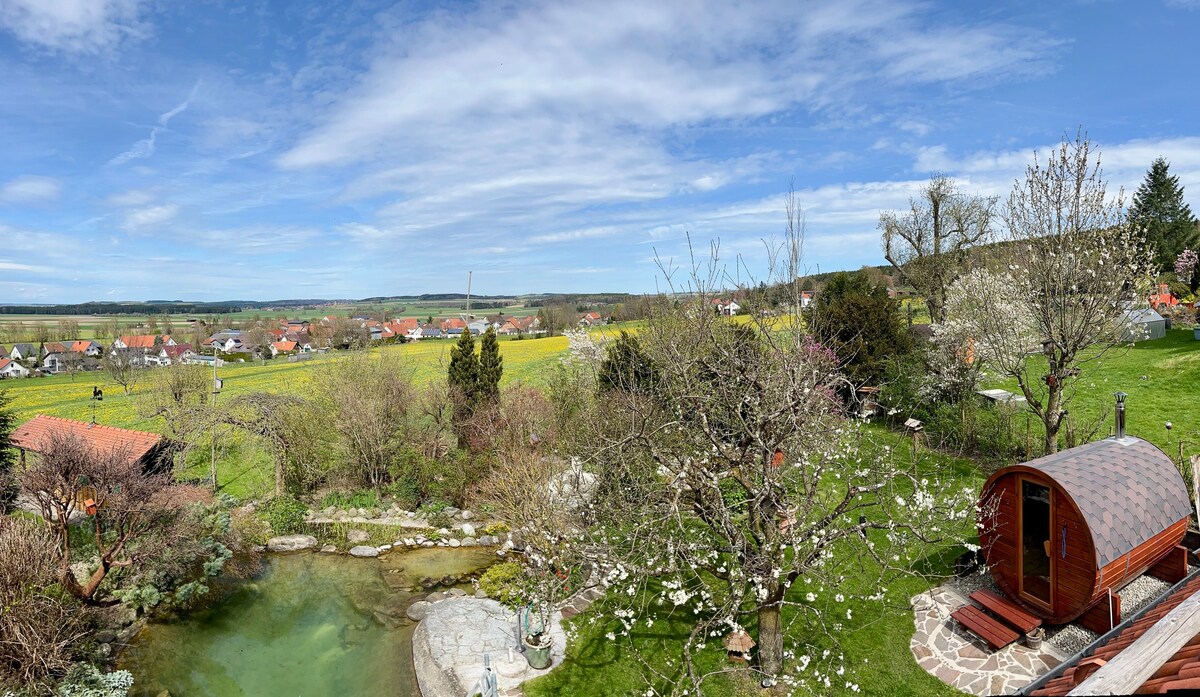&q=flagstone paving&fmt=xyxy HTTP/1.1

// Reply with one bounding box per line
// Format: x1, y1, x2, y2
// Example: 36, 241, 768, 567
911, 585, 1068, 695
